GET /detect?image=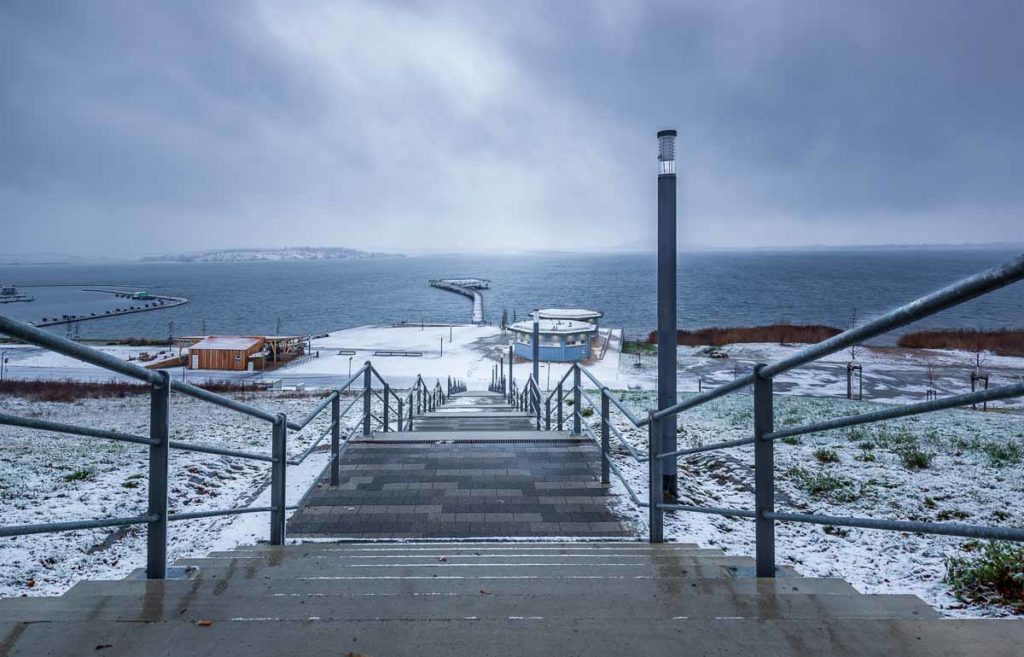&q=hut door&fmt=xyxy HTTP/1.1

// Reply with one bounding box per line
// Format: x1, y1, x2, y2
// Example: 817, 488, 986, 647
191, 355, 199, 369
